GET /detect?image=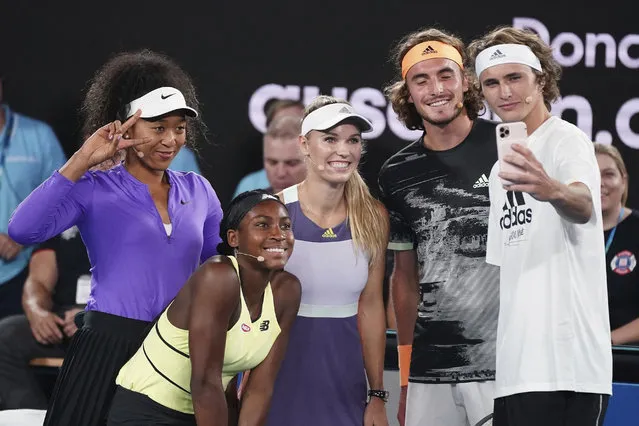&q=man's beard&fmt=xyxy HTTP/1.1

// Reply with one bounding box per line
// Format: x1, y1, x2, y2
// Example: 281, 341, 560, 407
421, 102, 464, 127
